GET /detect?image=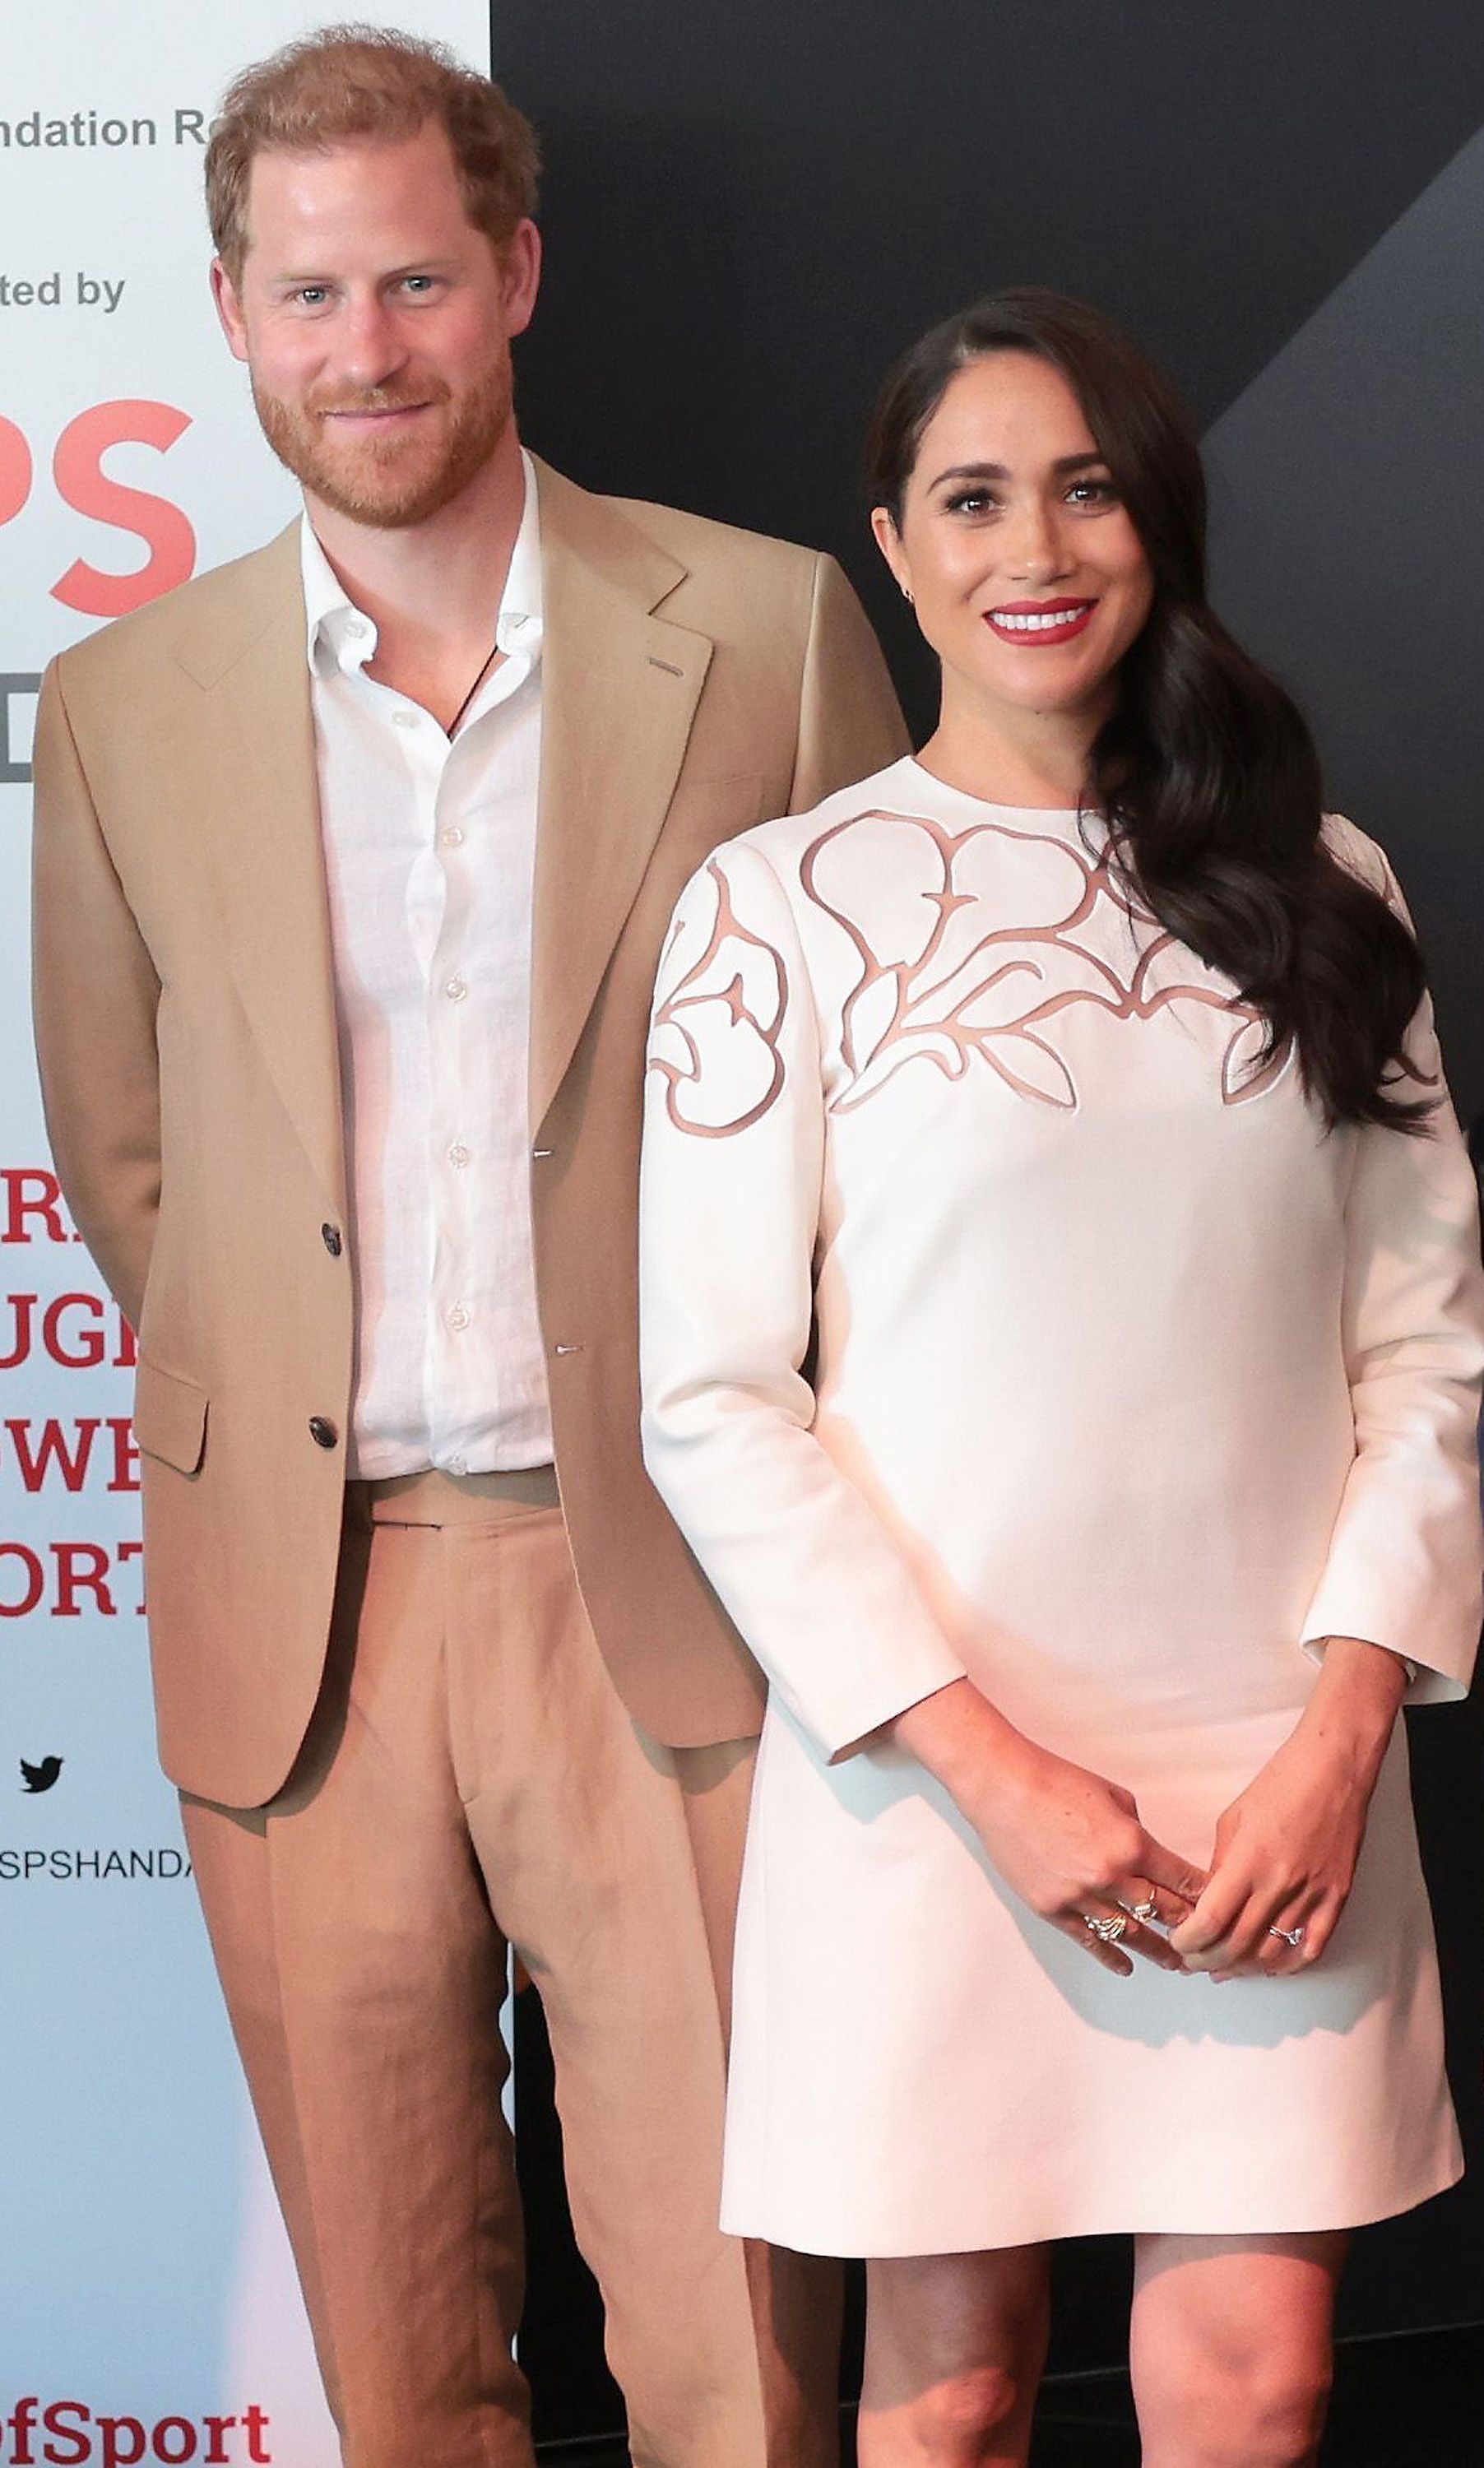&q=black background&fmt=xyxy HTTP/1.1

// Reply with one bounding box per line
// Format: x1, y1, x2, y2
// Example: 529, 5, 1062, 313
492, 0, 1484, 2438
